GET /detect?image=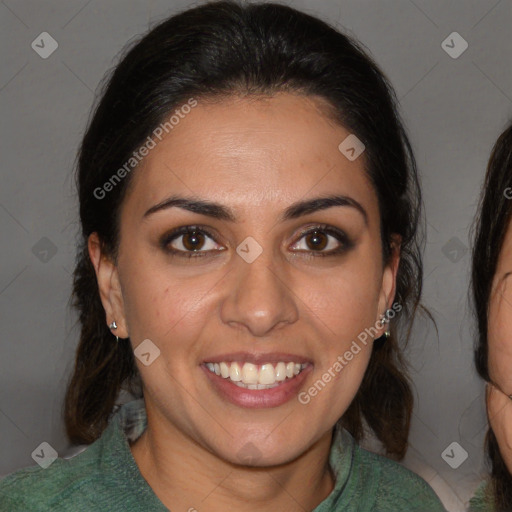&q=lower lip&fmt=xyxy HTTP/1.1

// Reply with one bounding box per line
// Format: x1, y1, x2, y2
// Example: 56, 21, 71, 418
201, 365, 312, 409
